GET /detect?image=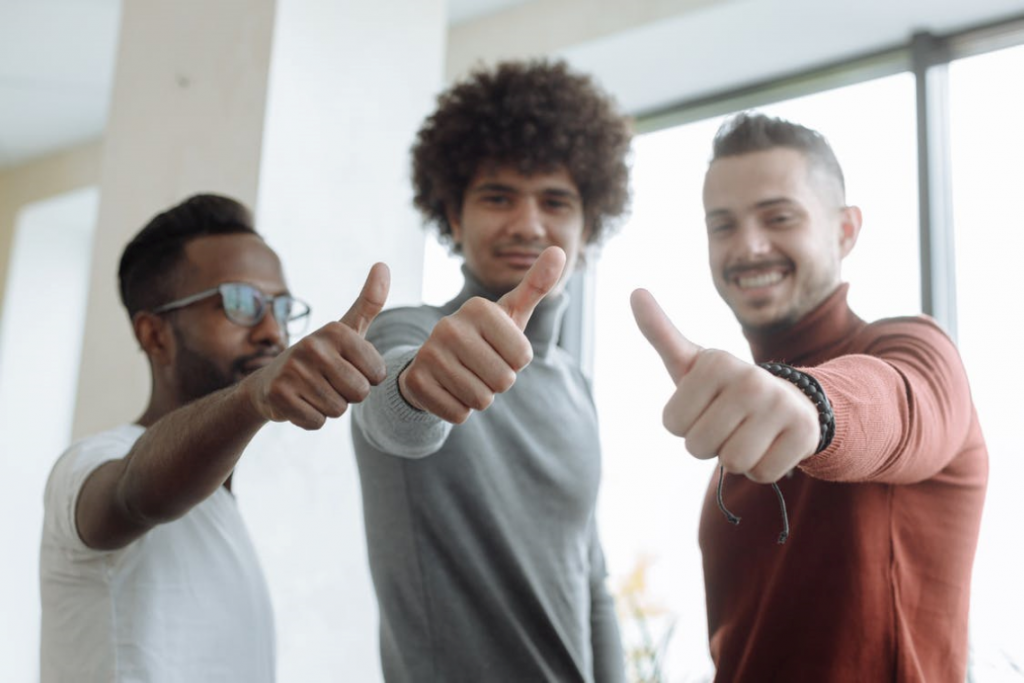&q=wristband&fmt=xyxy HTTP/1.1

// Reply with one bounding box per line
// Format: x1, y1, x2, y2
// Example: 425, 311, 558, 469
713, 363, 835, 545
757, 362, 835, 454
